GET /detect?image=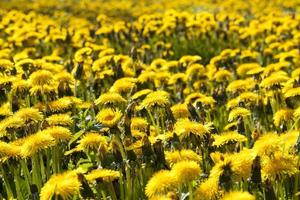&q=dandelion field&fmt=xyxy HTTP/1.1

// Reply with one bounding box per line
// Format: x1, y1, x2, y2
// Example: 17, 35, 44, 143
1, 0, 300, 199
